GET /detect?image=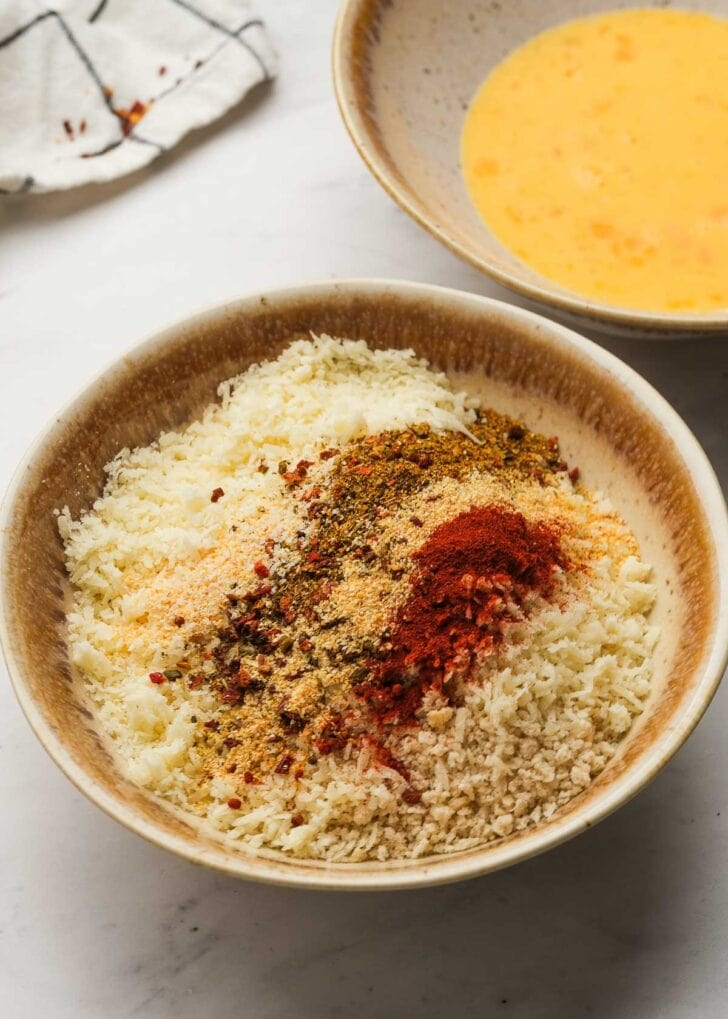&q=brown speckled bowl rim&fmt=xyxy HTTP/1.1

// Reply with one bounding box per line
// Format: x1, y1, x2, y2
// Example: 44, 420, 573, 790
2, 279, 727, 891
332, 0, 728, 337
